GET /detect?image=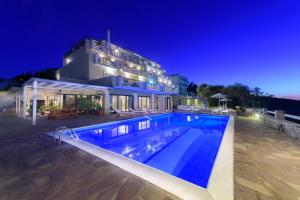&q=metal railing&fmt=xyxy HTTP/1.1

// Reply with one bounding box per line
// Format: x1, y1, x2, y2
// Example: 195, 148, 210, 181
54, 126, 79, 145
